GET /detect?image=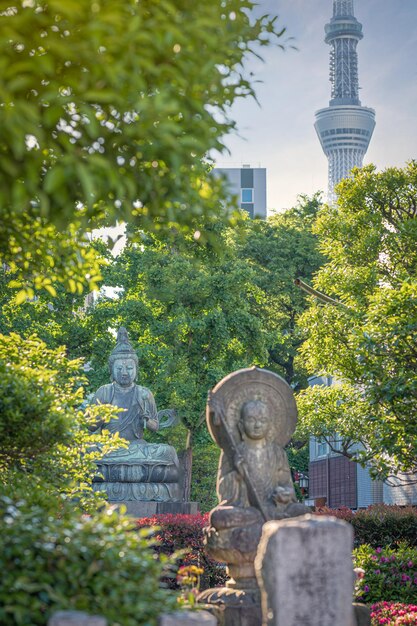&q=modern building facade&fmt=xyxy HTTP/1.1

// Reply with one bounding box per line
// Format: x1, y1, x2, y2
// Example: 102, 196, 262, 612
213, 165, 267, 219
315, 0, 375, 201
307, 376, 417, 508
